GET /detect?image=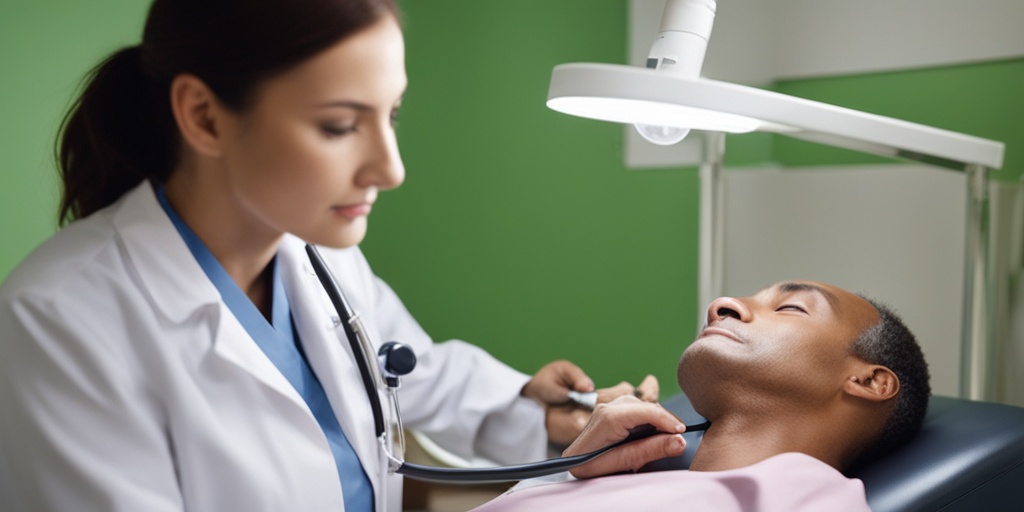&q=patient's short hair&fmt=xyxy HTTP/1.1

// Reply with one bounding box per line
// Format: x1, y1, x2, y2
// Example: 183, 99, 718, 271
849, 298, 931, 467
